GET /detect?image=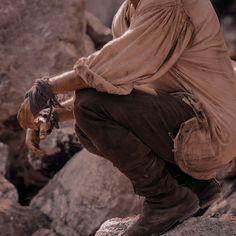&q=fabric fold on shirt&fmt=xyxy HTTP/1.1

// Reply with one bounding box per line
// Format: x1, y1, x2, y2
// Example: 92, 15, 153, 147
74, 0, 194, 95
